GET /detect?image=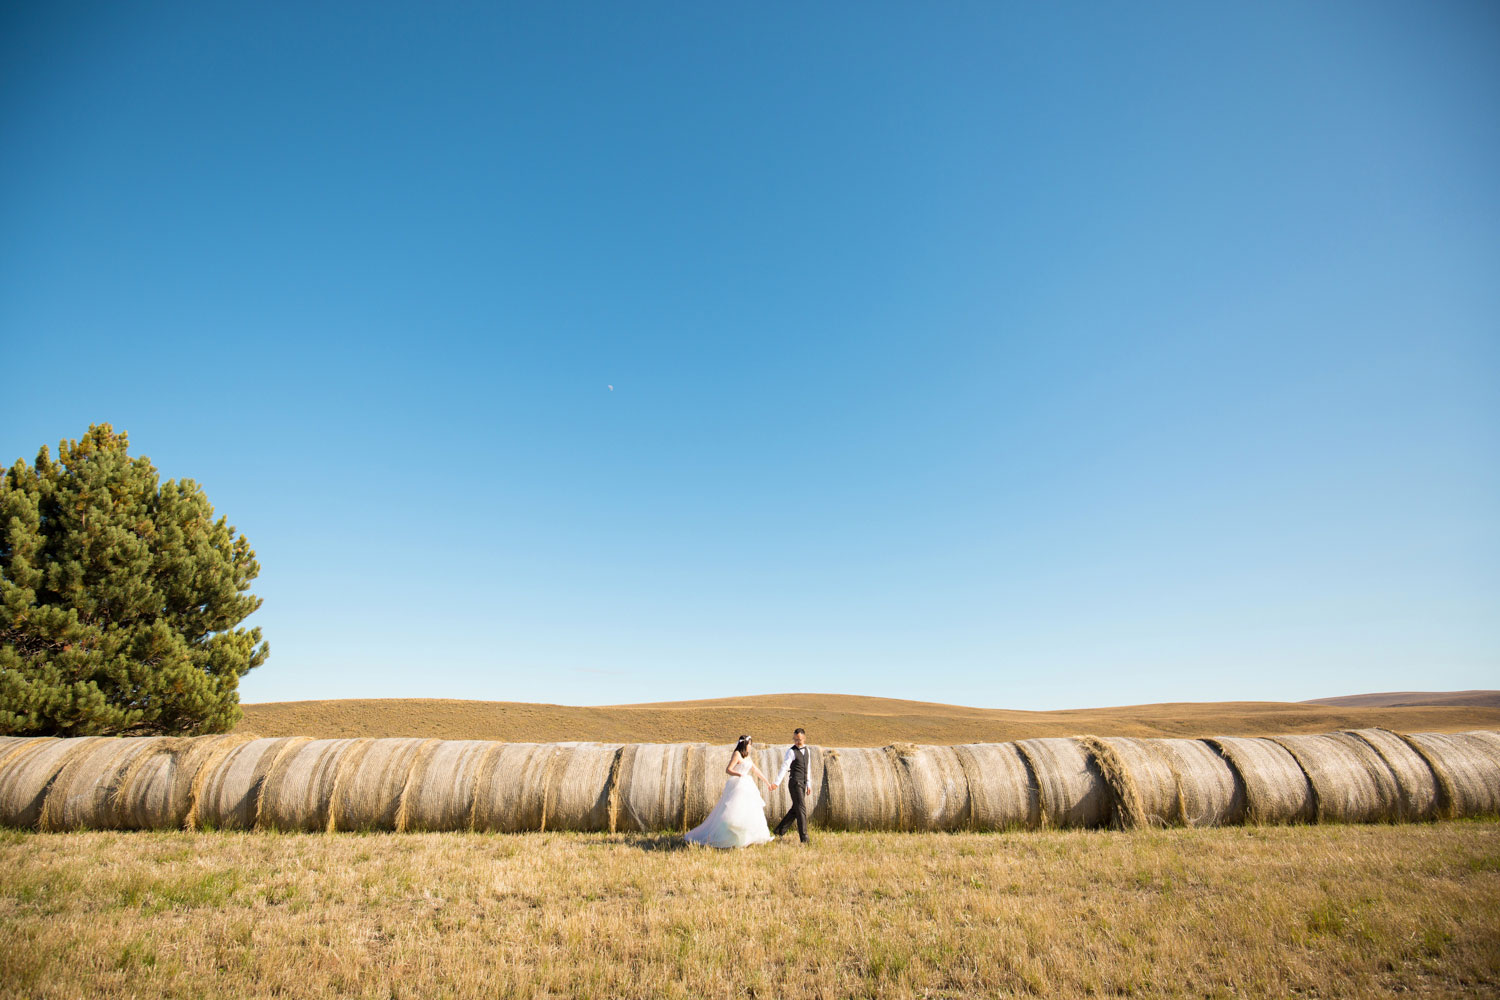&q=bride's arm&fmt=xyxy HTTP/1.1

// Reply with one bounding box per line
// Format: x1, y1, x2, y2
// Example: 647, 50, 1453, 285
749, 761, 770, 785
725, 750, 743, 777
